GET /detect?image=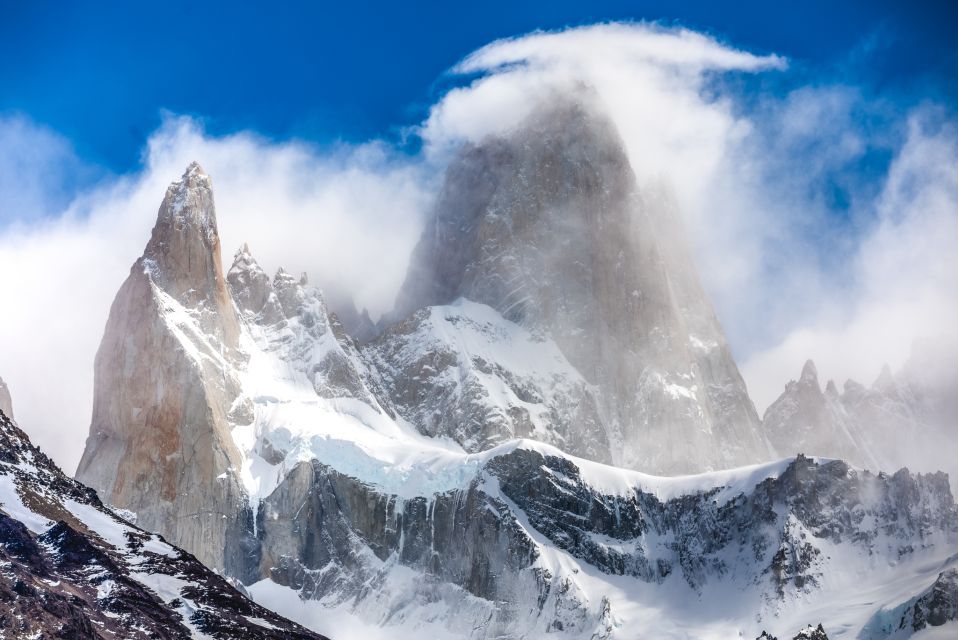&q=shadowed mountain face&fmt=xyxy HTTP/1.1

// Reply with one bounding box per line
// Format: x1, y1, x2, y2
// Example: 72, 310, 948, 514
393, 95, 769, 474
